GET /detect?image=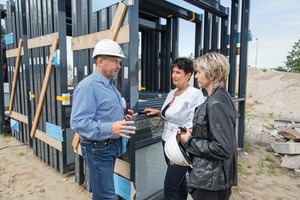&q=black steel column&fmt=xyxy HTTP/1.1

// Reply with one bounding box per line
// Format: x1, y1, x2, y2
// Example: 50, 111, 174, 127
128, 0, 139, 181
203, 11, 211, 54
228, 0, 239, 96
220, 14, 229, 56
0, 5, 4, 134
19, 0, 32, 145
194, 19, 202, 58
238, 0, 250, 148
211, 15, 219, 51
